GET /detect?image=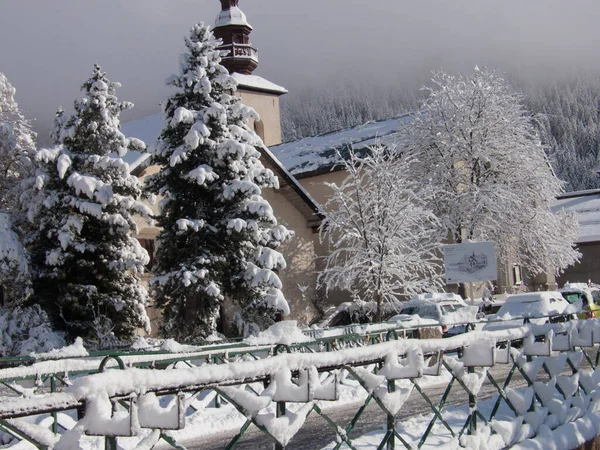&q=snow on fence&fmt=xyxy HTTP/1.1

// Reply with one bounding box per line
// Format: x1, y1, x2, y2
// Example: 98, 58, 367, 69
0, 320, 429, 400
2, 319, 600, 449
